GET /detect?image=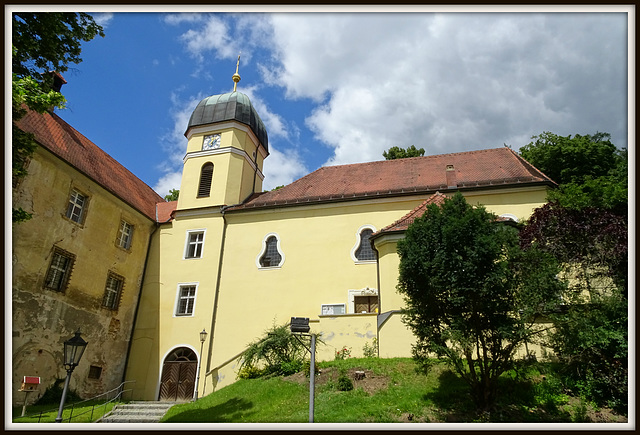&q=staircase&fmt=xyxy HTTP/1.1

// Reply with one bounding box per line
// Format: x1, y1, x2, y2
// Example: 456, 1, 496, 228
98, 401, 177, 423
